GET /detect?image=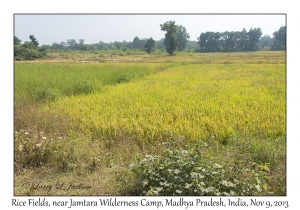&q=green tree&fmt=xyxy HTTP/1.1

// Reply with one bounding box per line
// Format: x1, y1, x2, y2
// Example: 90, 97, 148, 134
237, 28, 249, 51
197, 32, 208, 51
114, 41, 122, 49
144, 37, 156, 53
60, 41, 67, 50
259, 35, 274, 49
14, 36, 22, 45
23, 41, 37, 50
78, 39, 84, 45
132, 36, 140, 49
222, 31, 238, 52
272, 26, 286, 50
66, 39, 78, 50
247, 28, 262, 51
80, 44, 89, 51
132, 36, 146, 49
176, 25, 190, 51
29, 35, 39, 47
78, 39, 89, 51
89, 45, 97, 52
197, 32, 221, 52
51, 42, 60, 50
160, 21, 179, 55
